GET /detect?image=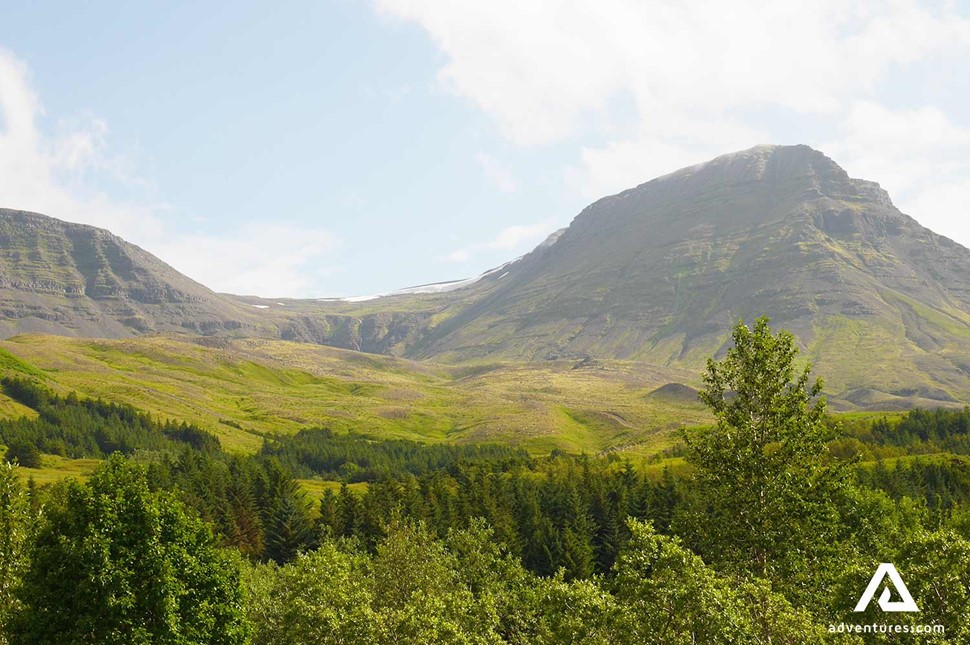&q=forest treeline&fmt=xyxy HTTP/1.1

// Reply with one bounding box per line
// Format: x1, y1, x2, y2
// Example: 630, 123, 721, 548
0, 376, 220, 463
260, 427, 532, 481
874, 407, 970, 446
2, 319, 970, 642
